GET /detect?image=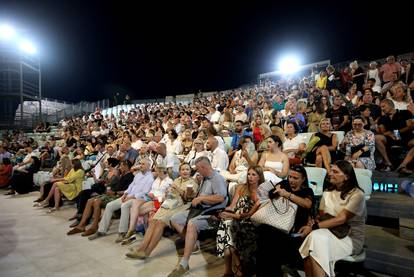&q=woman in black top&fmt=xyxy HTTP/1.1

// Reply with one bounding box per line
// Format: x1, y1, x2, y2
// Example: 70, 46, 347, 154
256, 165, 315, 277
305, 118, 338, 173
